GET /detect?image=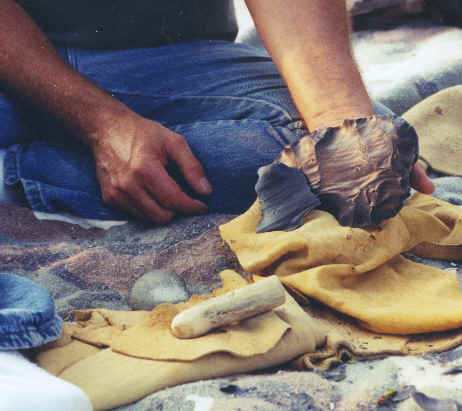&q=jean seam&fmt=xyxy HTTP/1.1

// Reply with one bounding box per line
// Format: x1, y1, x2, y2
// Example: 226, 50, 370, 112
3, 145, 20, 186
112, 93, 299, 123
0, 314, 62, 350
21, 179, 47, 212
0, 317, 59, 334
21, 178, 126, 219
171, 119, 308, 147
286, 120, 308, 134
170, 118, 286, 127
64, 47, 78, 71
